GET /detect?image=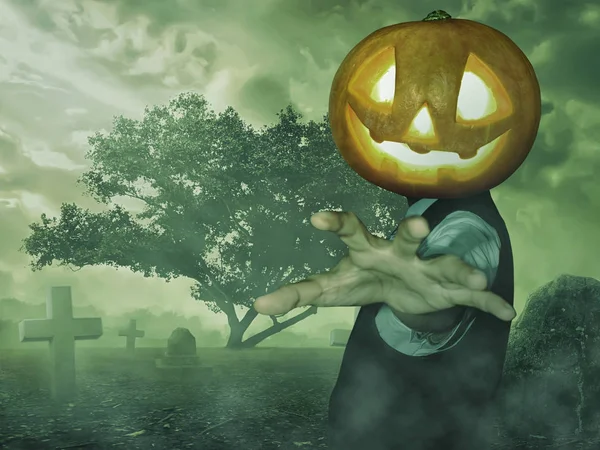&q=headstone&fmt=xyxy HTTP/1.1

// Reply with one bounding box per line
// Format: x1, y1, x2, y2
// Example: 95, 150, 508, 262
155, 327, 203, 370
330, 307, 359, 346
501, 275, 600, 444
166, 327, 196, 357
118, 319, 144, 355
19, 286, 103, 401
